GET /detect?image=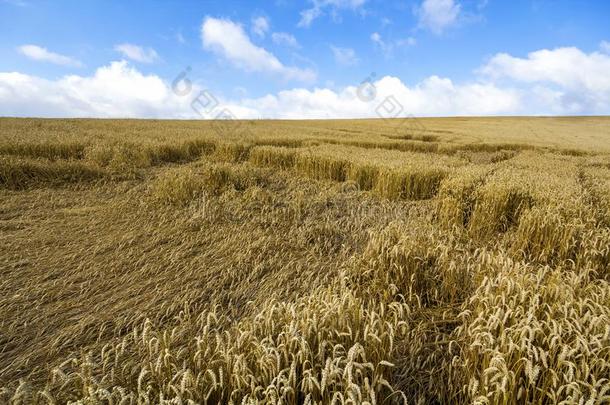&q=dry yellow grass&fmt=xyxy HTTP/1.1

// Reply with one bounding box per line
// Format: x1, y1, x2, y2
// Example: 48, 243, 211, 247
0, 117, 609, 404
